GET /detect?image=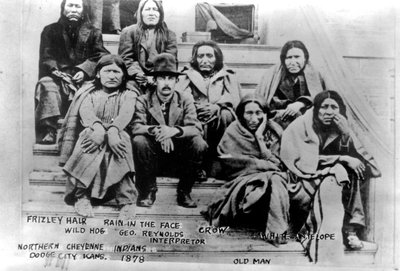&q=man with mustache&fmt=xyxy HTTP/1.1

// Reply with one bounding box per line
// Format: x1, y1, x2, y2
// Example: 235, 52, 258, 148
35, 0, 108, 144
131, 53, 207, 208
